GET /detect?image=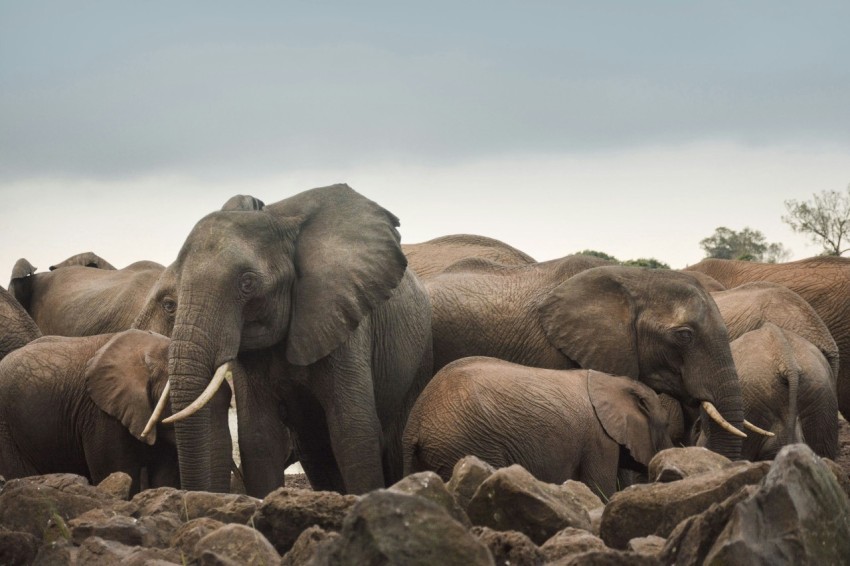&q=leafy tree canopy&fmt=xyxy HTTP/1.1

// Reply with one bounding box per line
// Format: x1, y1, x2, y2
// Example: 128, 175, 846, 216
576, 249, 619, 262
699, 226, 790, 263
576, 250, 669, 269
782, 185, 850, 256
